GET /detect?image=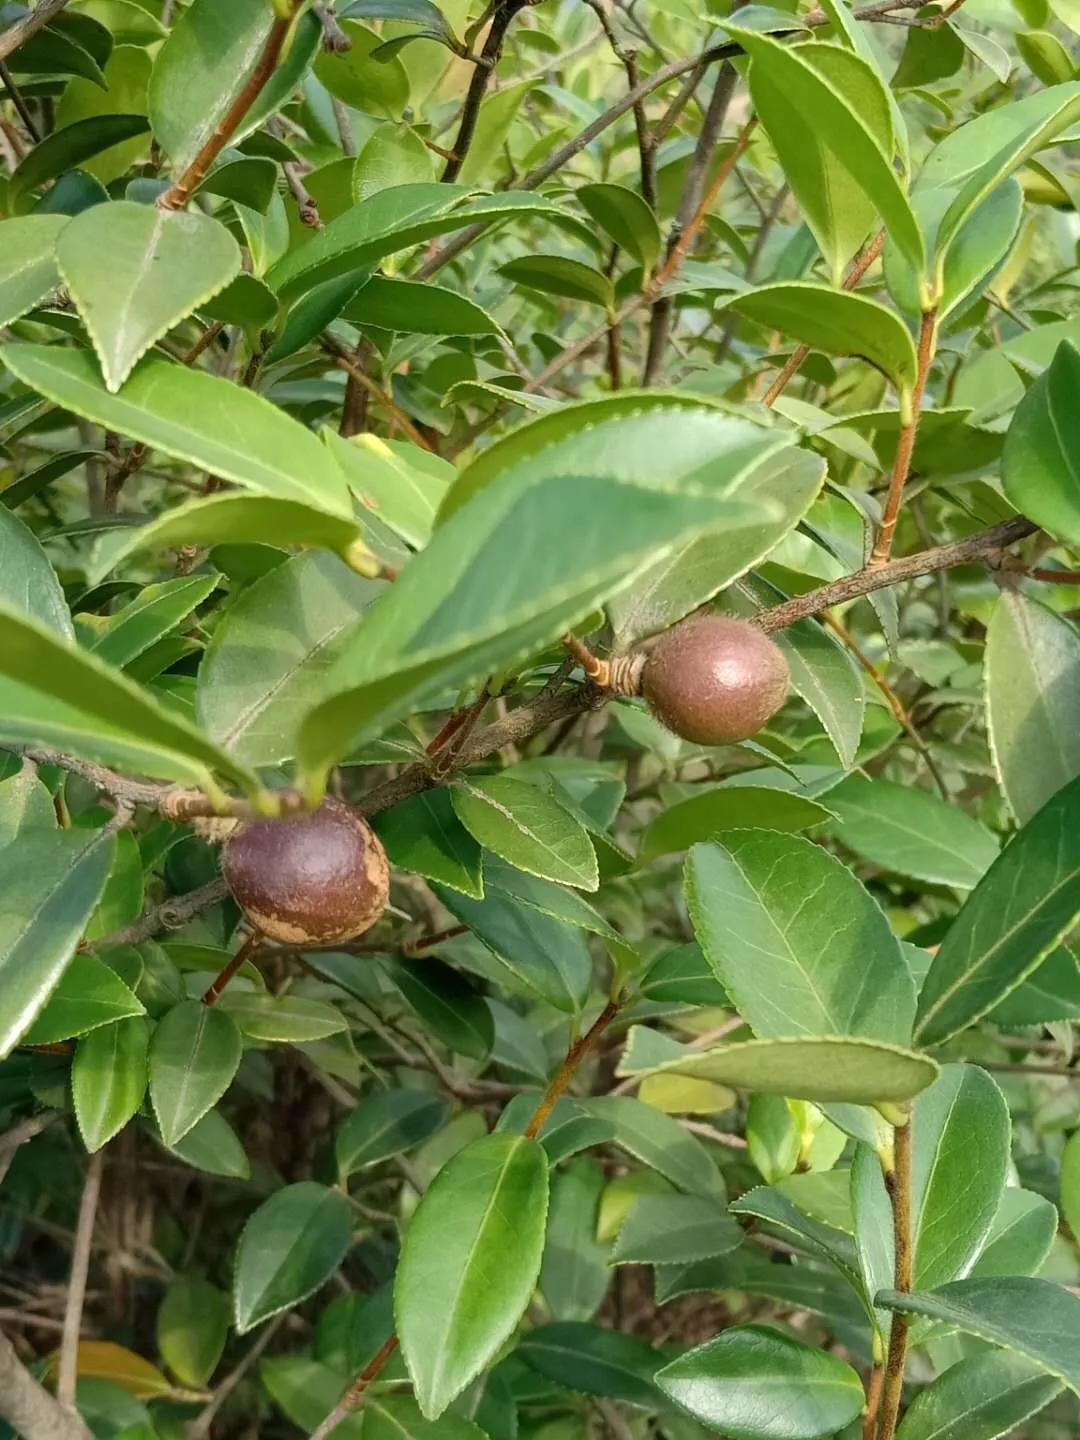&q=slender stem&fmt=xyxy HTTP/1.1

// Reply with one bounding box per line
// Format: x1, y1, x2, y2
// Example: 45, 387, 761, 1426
324, 341, 434, 452
94, 877, 230, 949
0, 59, 39, 142
401, 924, 469, 955
186, 1316, 287, 1440
524, 1001, 621, 1139
158, 10, 294, 210
314, 0, 351, 51
761, 229, 885, 407
863, 1364, 884, 1440
57, 1150, 105, 1411
756, 517, 1037, 633
284, 161, 322, 228
562, 632, 610, 685
442, 0, 524, 182
876, 1114, 912, 1440
202, 933, 261, 1007
0, 0, 70, 64
870, 307, 938, 567
1029, 567, 1080, 584
307, 1335, 400, 1440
